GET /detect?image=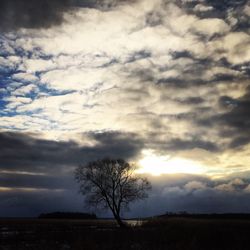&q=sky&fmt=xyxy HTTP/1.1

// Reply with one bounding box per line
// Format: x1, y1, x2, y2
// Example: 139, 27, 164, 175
0, 0, 250, 217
